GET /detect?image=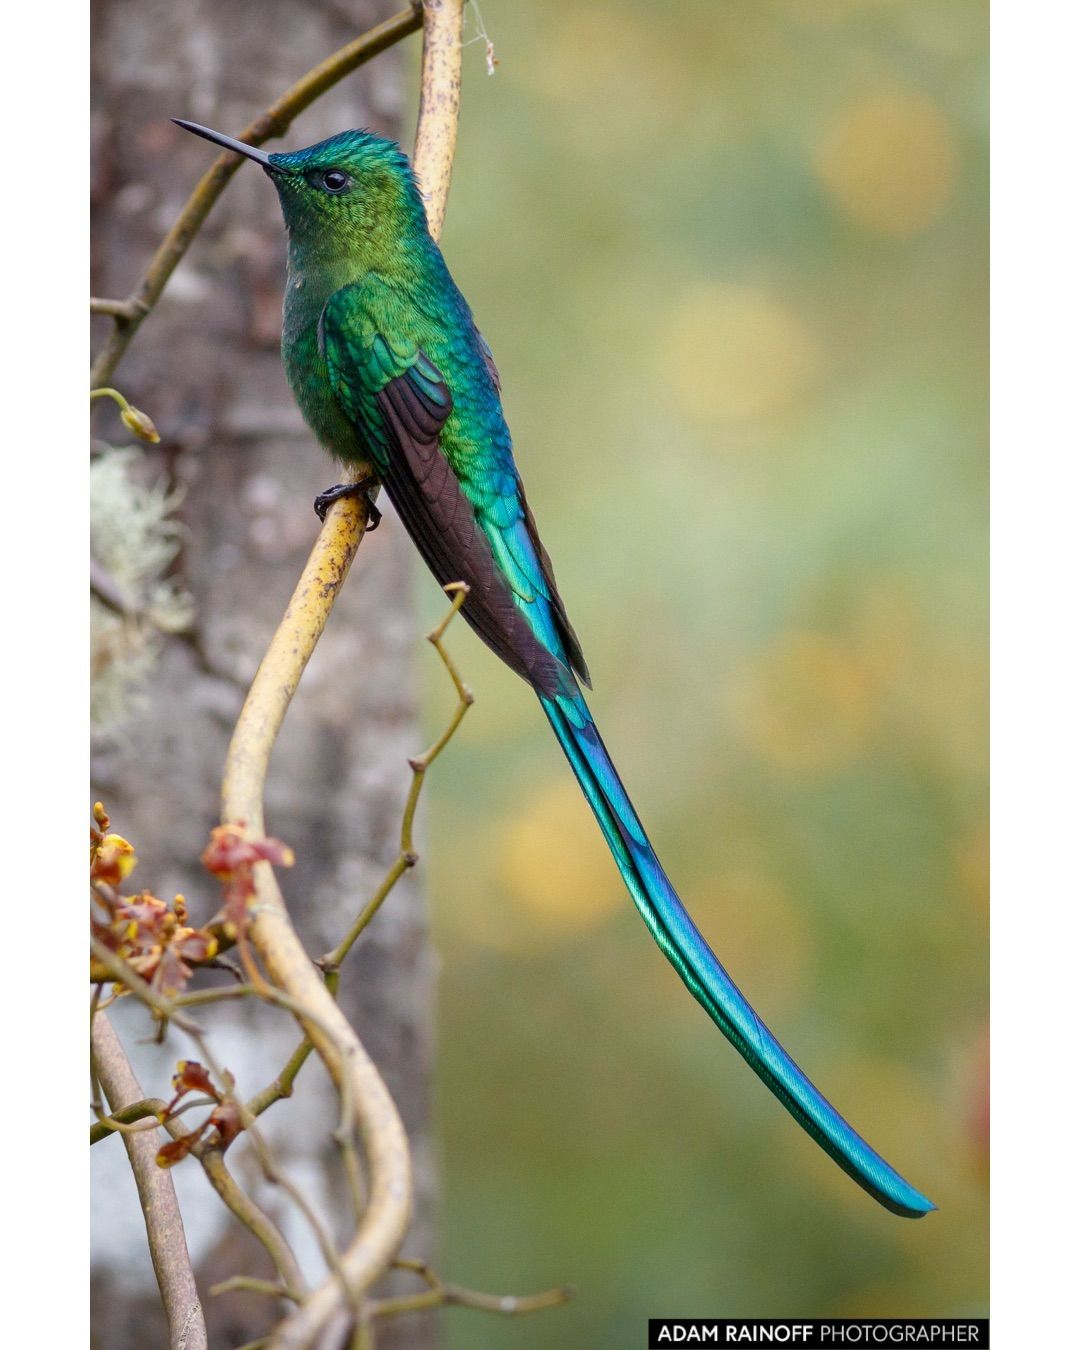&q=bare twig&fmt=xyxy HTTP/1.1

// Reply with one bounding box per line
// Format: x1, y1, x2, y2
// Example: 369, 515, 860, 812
90, 296, 149, 320
319, 583, 473, 974
90, 1094, 215, 1146
91, 1012, 208, 1350
89, 4, 424, 388
245, 1033, 317, 1119
210, 1276, 298, 1302
193, 1144, 306, 1303
371, 1256, 573, 1321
